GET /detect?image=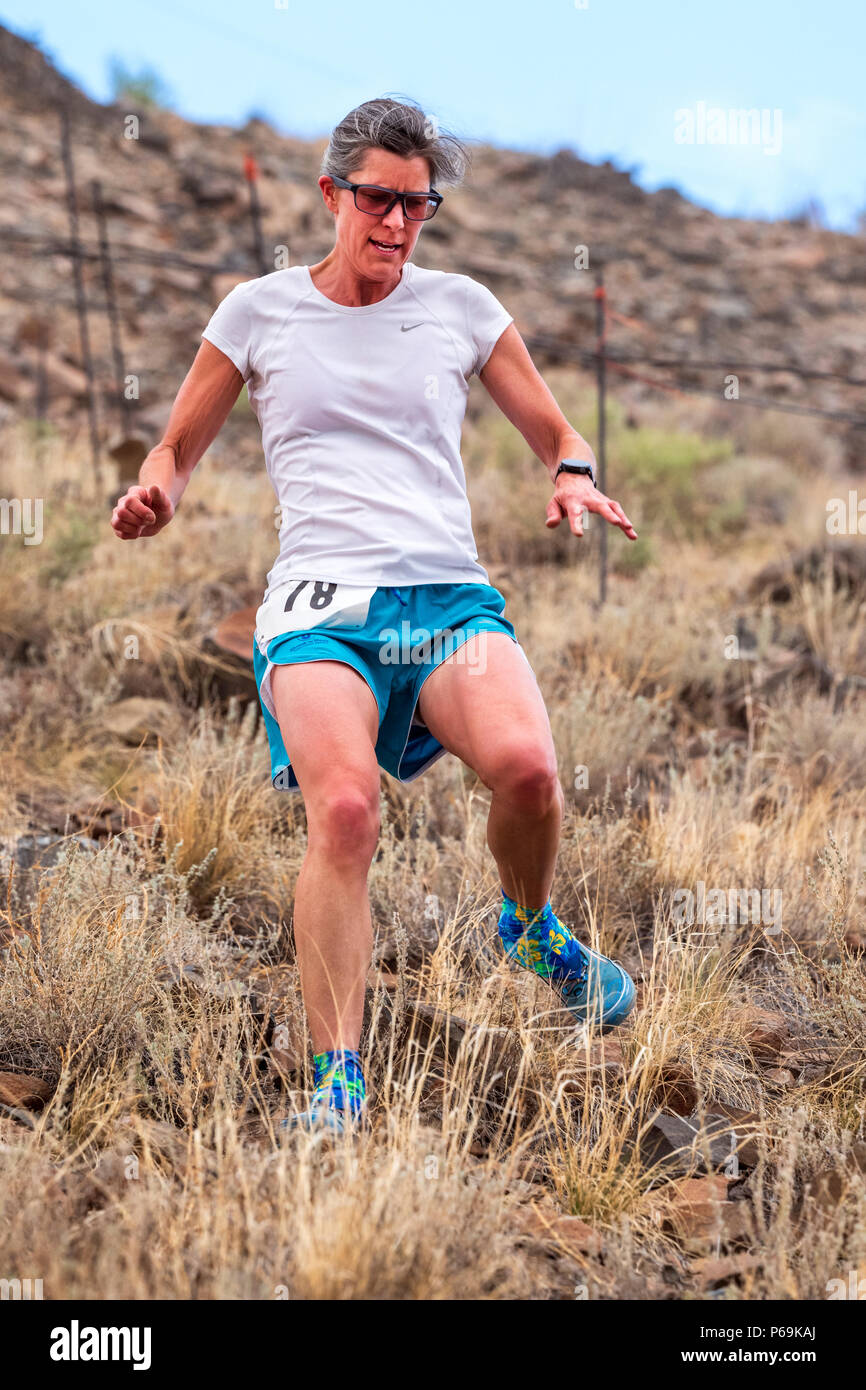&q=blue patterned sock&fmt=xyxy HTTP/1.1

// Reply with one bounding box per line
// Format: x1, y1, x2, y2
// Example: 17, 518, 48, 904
498, 891, 587, 983
311, 1048, 366, 1119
